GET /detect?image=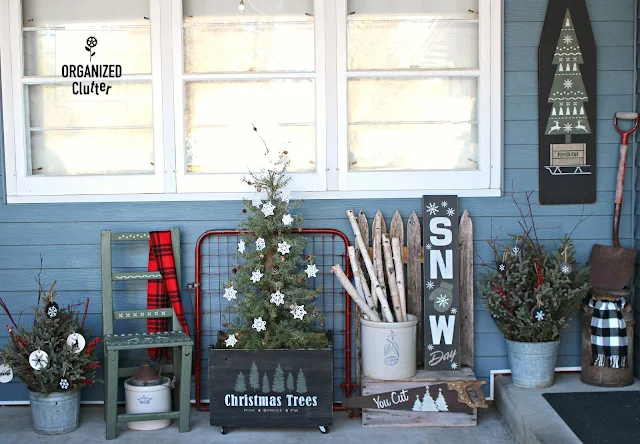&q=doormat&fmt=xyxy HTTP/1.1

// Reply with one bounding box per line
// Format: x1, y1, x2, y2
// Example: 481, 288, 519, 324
543, 391, 640, 443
